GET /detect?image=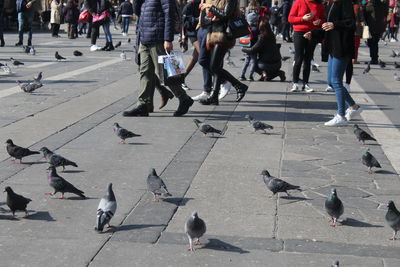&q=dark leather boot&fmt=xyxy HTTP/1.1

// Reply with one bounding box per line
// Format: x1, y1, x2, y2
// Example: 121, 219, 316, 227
122, 104, 149, 117
234, 83, 248, 102
174, 96, 194, 117
105, 43, 114, 51
159, 88, 174, 109
199, 91, 219, 105
101, 42, 109, 51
